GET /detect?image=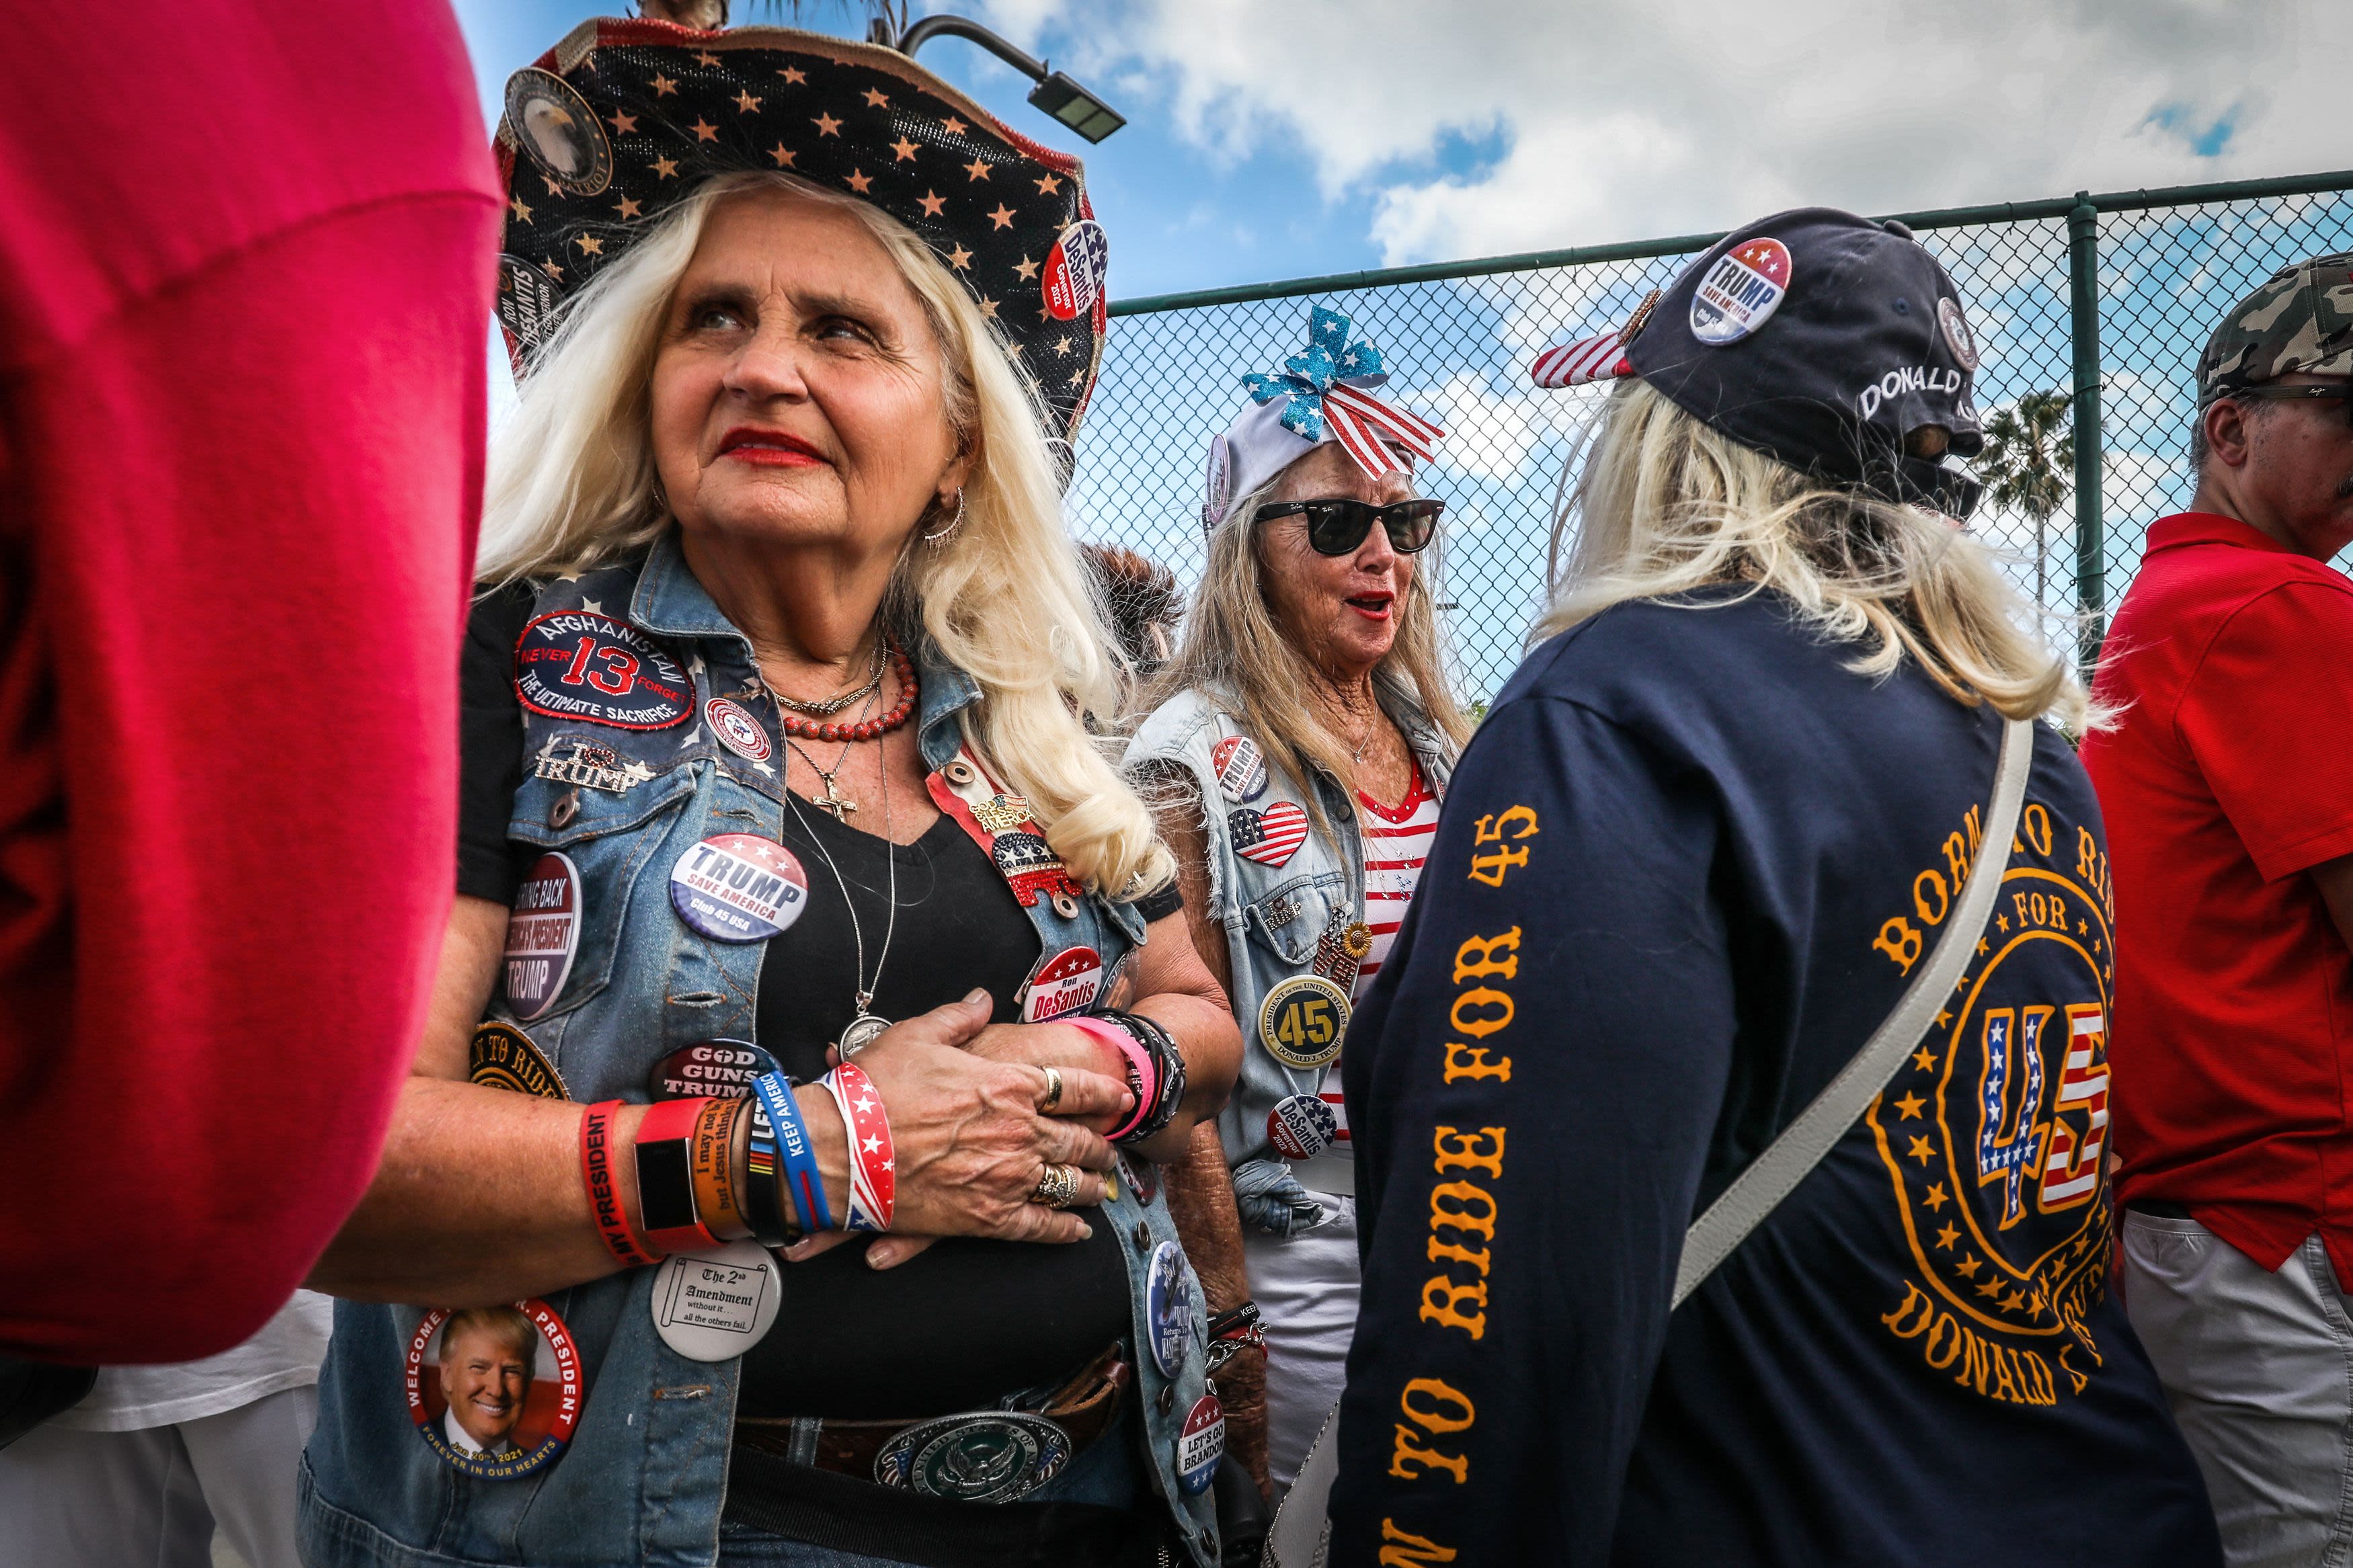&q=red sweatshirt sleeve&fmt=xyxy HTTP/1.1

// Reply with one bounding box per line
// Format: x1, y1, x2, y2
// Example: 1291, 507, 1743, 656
0, 3, 499, 1362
